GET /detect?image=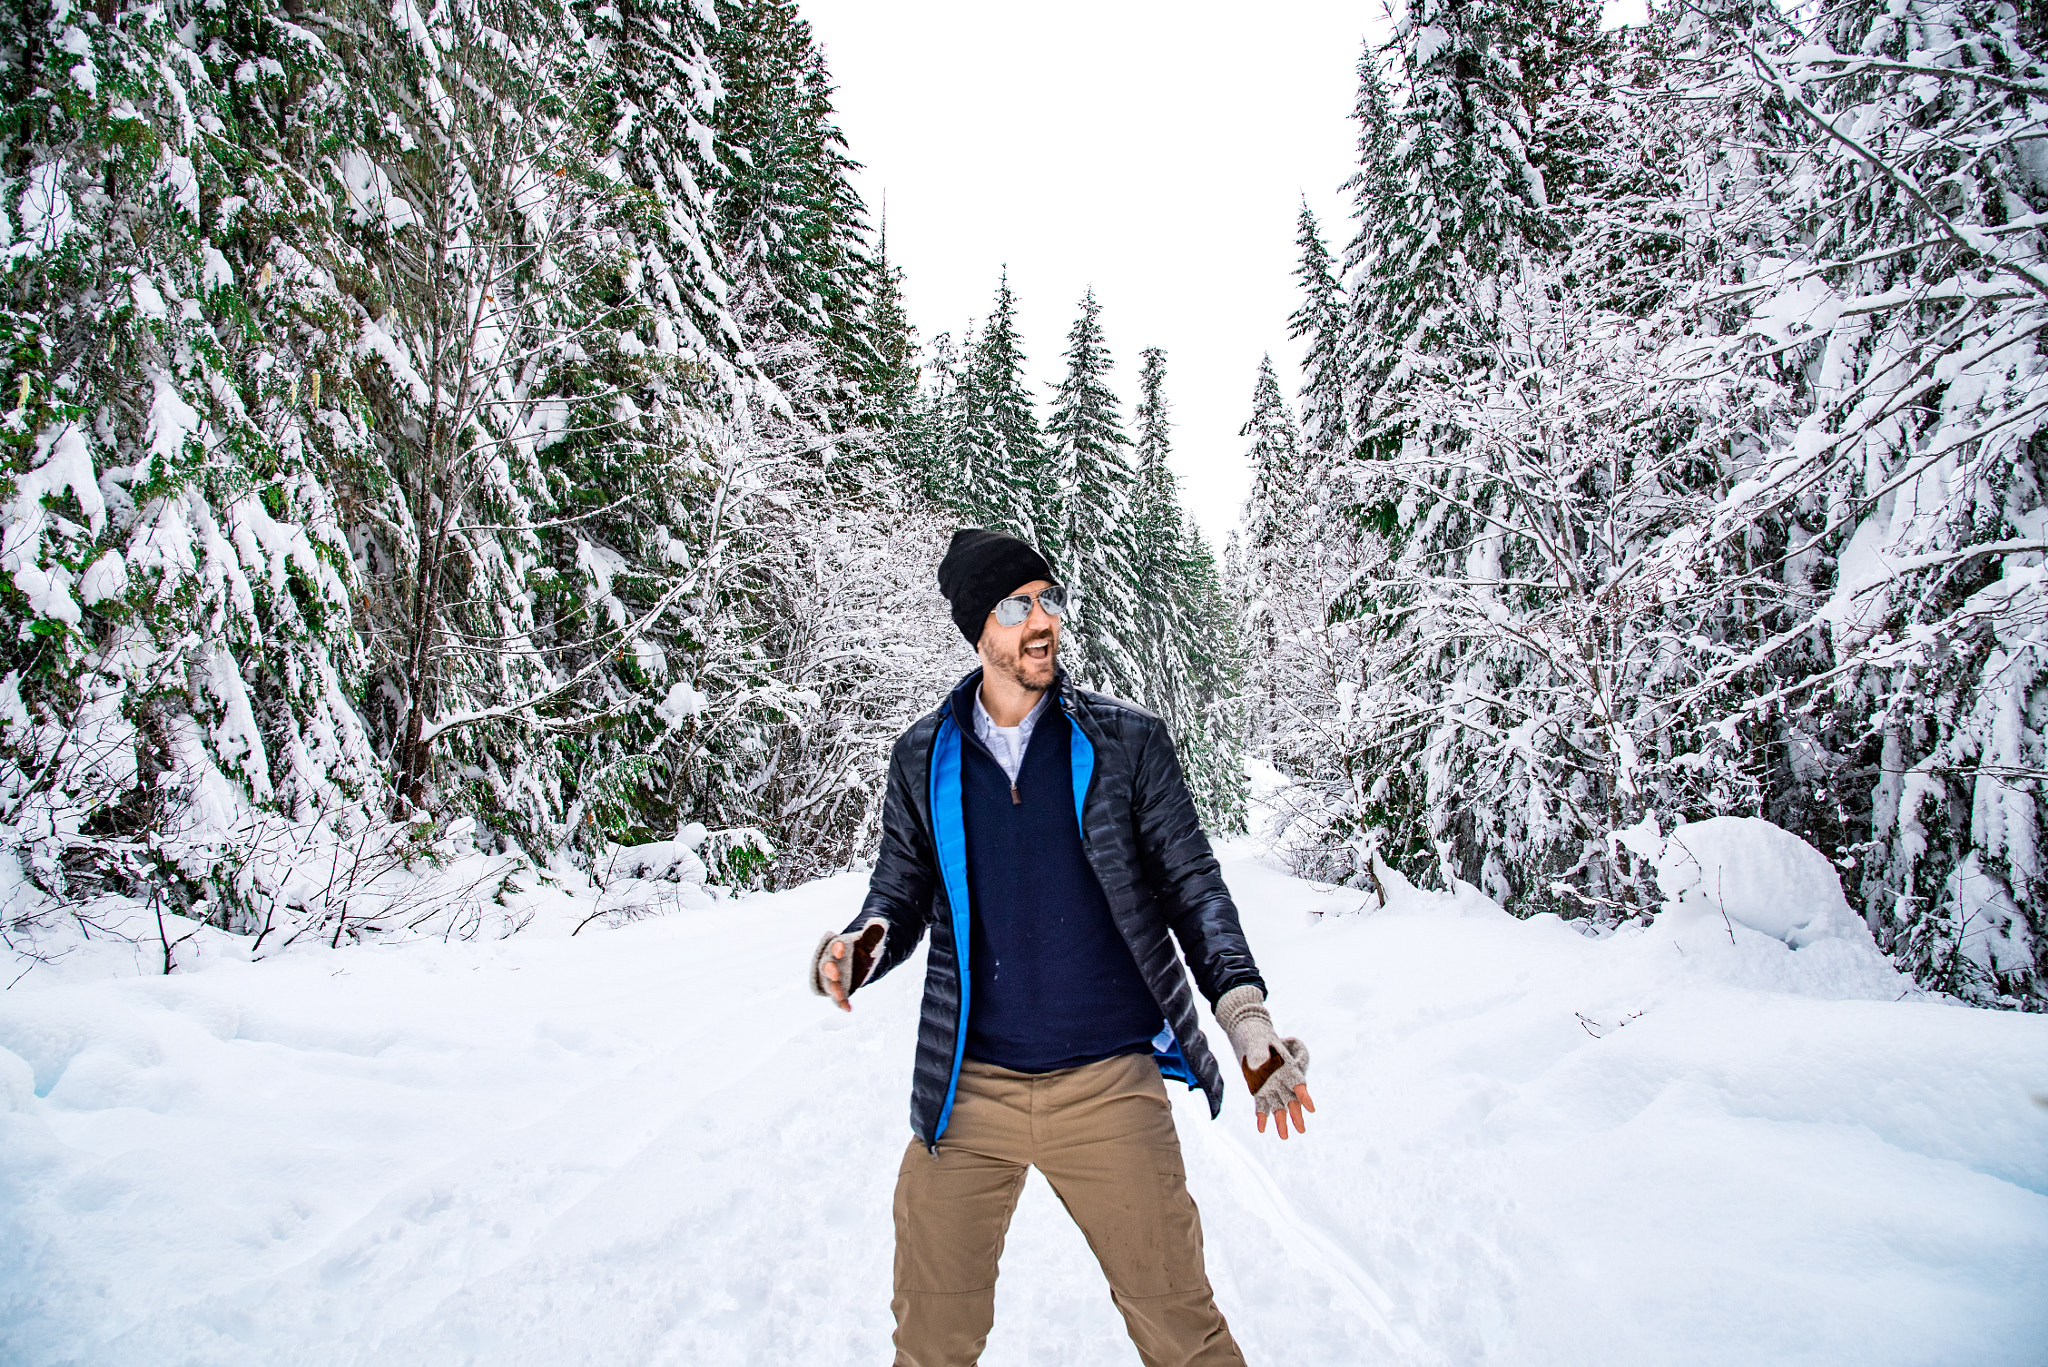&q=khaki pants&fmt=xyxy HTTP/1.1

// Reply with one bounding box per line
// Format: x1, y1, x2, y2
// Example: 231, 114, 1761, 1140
891, 1053, 1246, 1367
